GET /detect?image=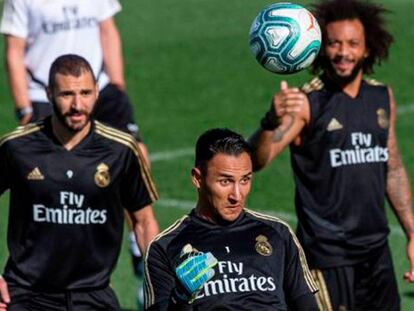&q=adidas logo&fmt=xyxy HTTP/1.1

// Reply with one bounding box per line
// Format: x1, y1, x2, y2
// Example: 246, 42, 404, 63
327, 118, 343, 131
27, 167, 44, 180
